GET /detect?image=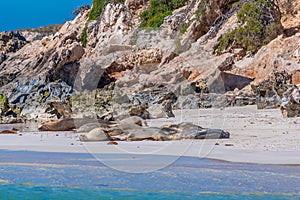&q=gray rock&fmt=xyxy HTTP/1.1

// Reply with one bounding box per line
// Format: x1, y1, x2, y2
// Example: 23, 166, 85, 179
147, 104, 170, 119
252, 71, 292, 109
7, 80, 73, 120
174, 94, 199, 110
0, 31, 27, 54
280, 86, 300, 118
